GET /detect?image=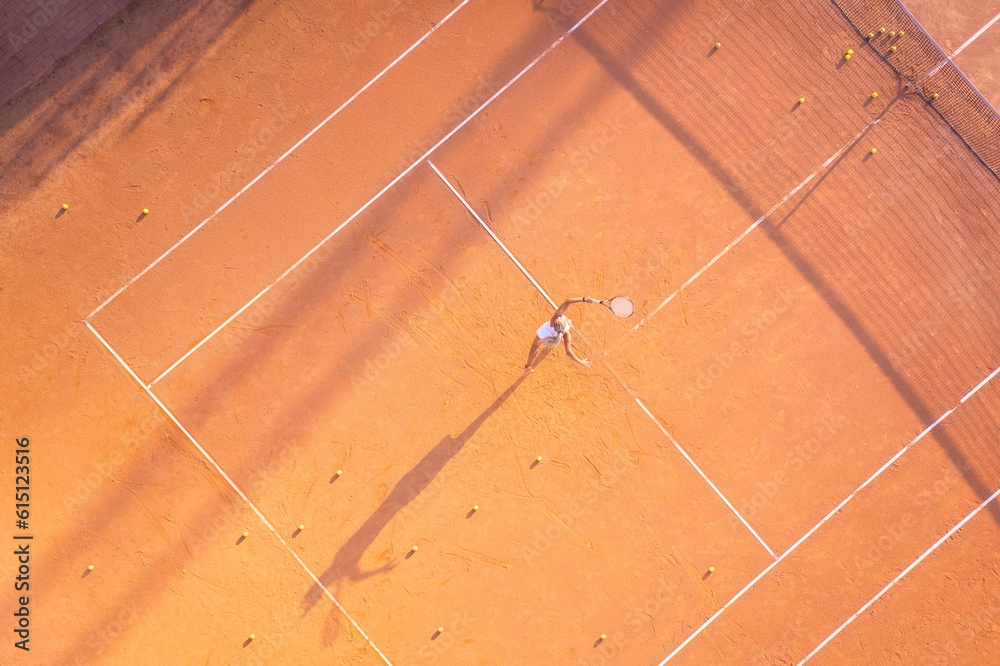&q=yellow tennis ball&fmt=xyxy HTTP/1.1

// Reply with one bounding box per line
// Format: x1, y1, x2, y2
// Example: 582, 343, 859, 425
298, 524, 305, 530
931, 93, 939, 100
335, 469, 342, 476
889, 31, 896, 37
536, 456, 543, 462
798, 97, 805, 104
88, 565, 94, 571
472, 505, 479, 511
879, 27, 886, 34
249, 634, 255, 640
871, 92, 878, 98
890, 45, 897, 52
714, 42, 721, 49
844, 54, 852, 60
62, 203, 69, 210
600, 634, 607, 640
243, 531, 249, 537
412, 545, 418, 552
898, 30, 905, 37
142, 208, 149, 215
847, 49, 854, 55
867, 32, 874, 39
709, 566, 715, 572
870, 148, 877, 154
